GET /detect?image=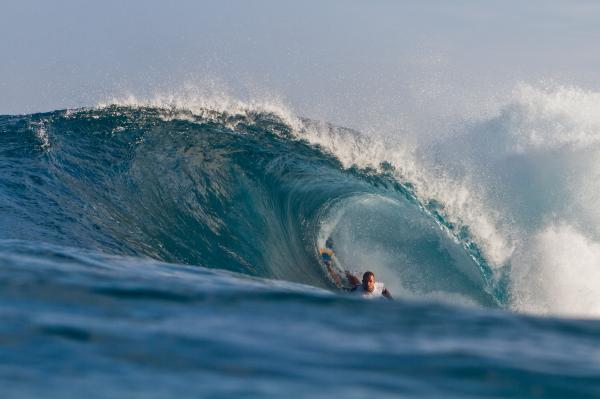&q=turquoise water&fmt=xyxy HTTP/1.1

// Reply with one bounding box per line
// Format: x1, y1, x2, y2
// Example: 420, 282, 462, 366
1, 106, 599, 398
